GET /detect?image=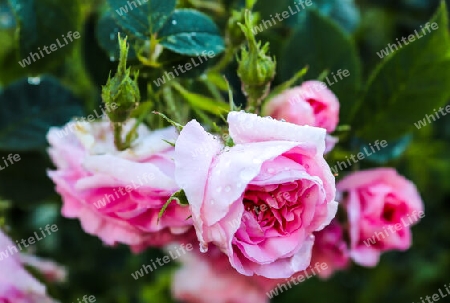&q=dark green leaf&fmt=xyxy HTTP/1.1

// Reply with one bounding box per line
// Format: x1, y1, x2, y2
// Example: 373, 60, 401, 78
358, 134, 413, 164
96, 11, 137, 61
107, 0, 176, 38
159, 9, 225, 56
9, 0, 82, 72
0, 76, 84, 151
354, 2, 450, 141
280, 8, 362, 124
